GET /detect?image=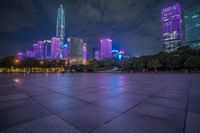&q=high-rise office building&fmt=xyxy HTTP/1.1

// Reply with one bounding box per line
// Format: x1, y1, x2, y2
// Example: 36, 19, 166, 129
43, 40, 52, 59
51, 37, 61, 59
100, 38, 112, 59
82, 43, 87, 64
184, 5, 200, 49
161, 3, 183, 52
33, 41, 43, 59
56, 4, 65, 58
67, 37, 86, 64
92, 47, 97, 60
95, 51, 100, 60
62, 44, 69, 60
